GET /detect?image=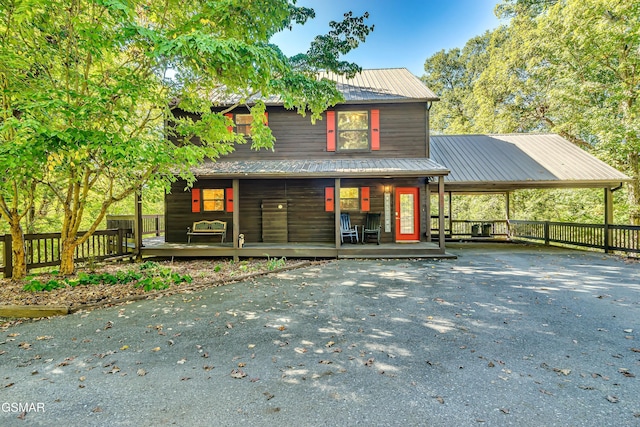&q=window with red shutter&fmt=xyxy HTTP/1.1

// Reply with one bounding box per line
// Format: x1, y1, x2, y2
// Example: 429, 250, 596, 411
191, 189, 201, 213
370, 109, 380, 150
360, 187, 370, 211
326, 111, 336, 152
225, 188, 234, 212
325, 187, 334, 212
